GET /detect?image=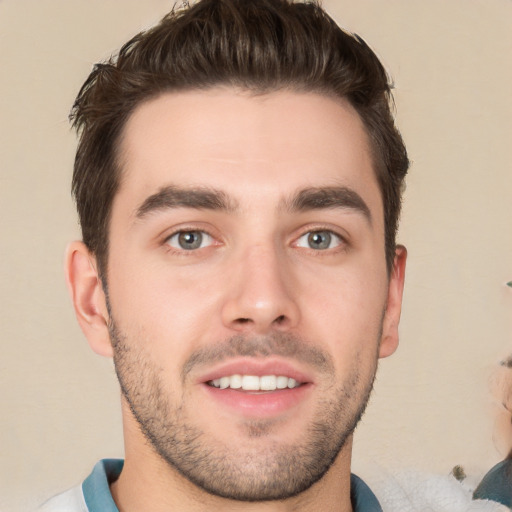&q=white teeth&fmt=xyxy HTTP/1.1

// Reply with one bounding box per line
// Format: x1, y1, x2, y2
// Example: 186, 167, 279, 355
208, 375, 301, 391
242, 375, 260, 391
229, 374, 242, 389
276, 376, 289, 389
260, 375, 276, 391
